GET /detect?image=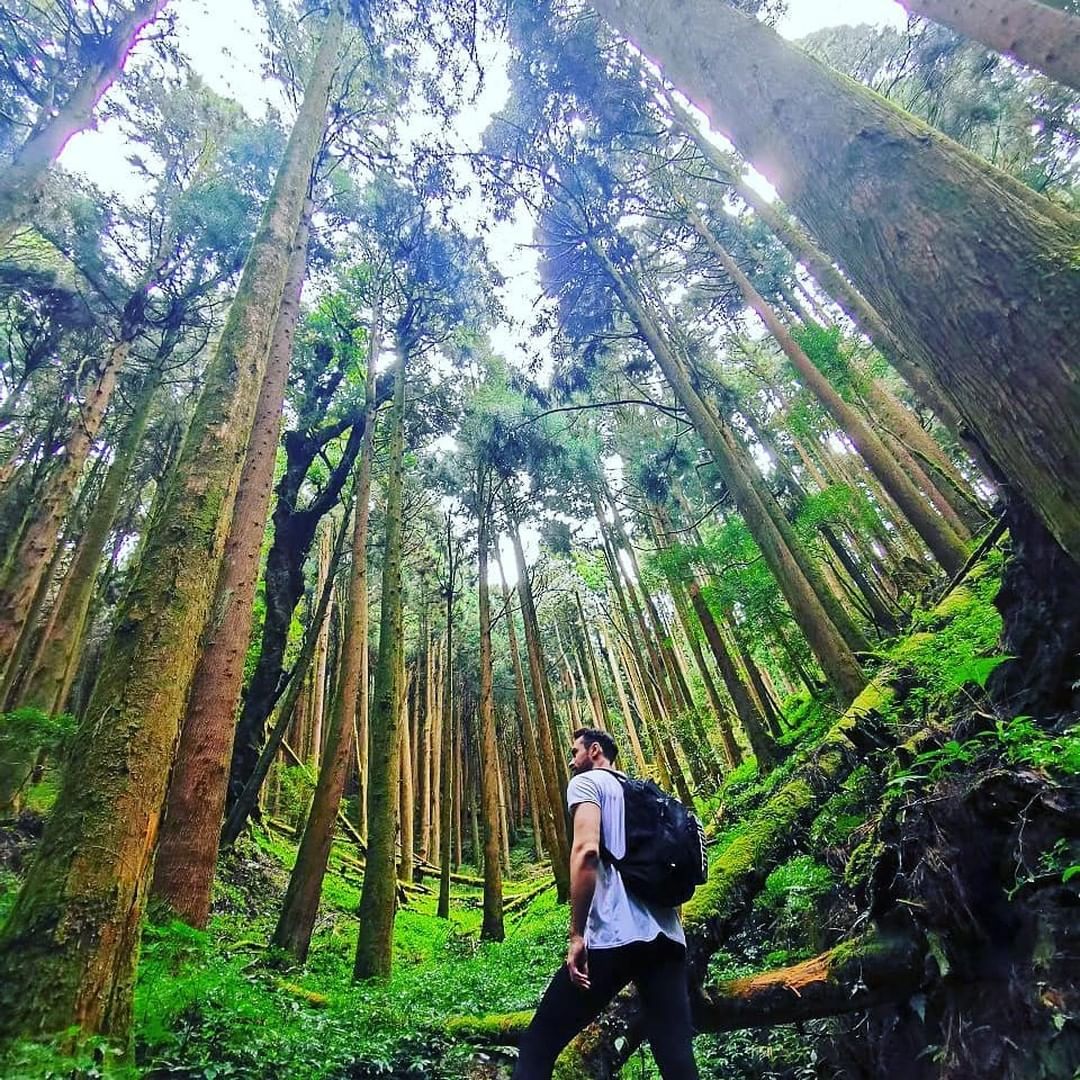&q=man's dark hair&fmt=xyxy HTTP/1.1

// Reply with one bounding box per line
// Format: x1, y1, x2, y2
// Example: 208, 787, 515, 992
574, 727, 618, 762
